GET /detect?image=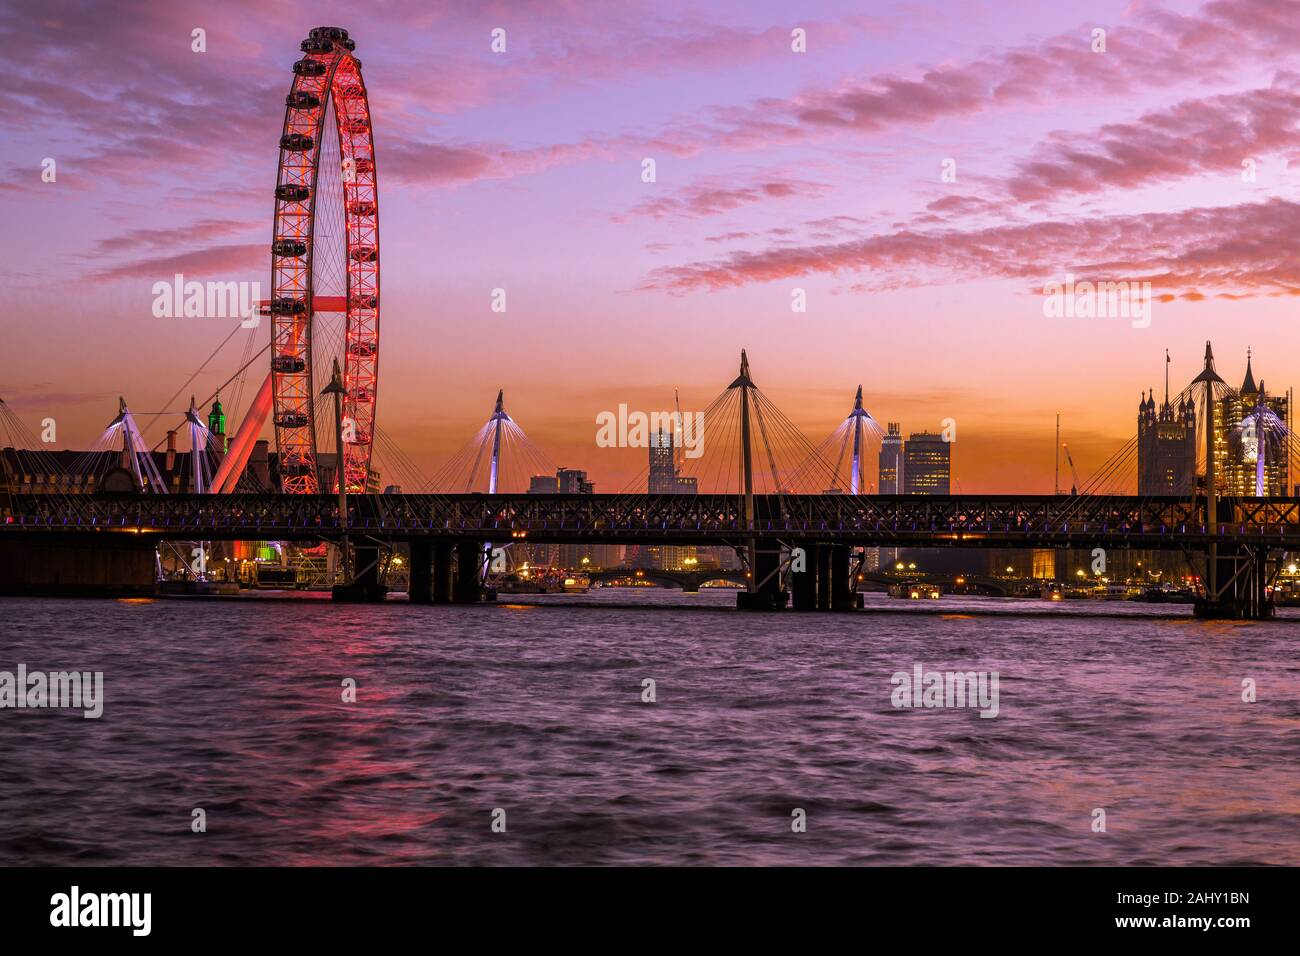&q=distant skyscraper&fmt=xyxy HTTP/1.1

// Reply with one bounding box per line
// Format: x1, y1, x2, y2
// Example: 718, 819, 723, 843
556, 468, 594, 494
524, 470, 590, 567
879, 422, 903, 494
903, 432, 950, 495
554, 468, 594, 569
645, 429, 698, 494
589, 544, 623, 569
523, 474, 560, 566
874, 422, 906, 567
648, 429, 677, 494
528, 474, 559, 493
646, 429, 697, 568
